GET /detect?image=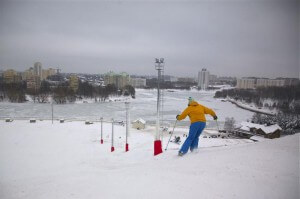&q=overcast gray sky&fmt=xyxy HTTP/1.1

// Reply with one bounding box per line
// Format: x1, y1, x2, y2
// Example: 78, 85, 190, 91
0, 0, 299, 78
